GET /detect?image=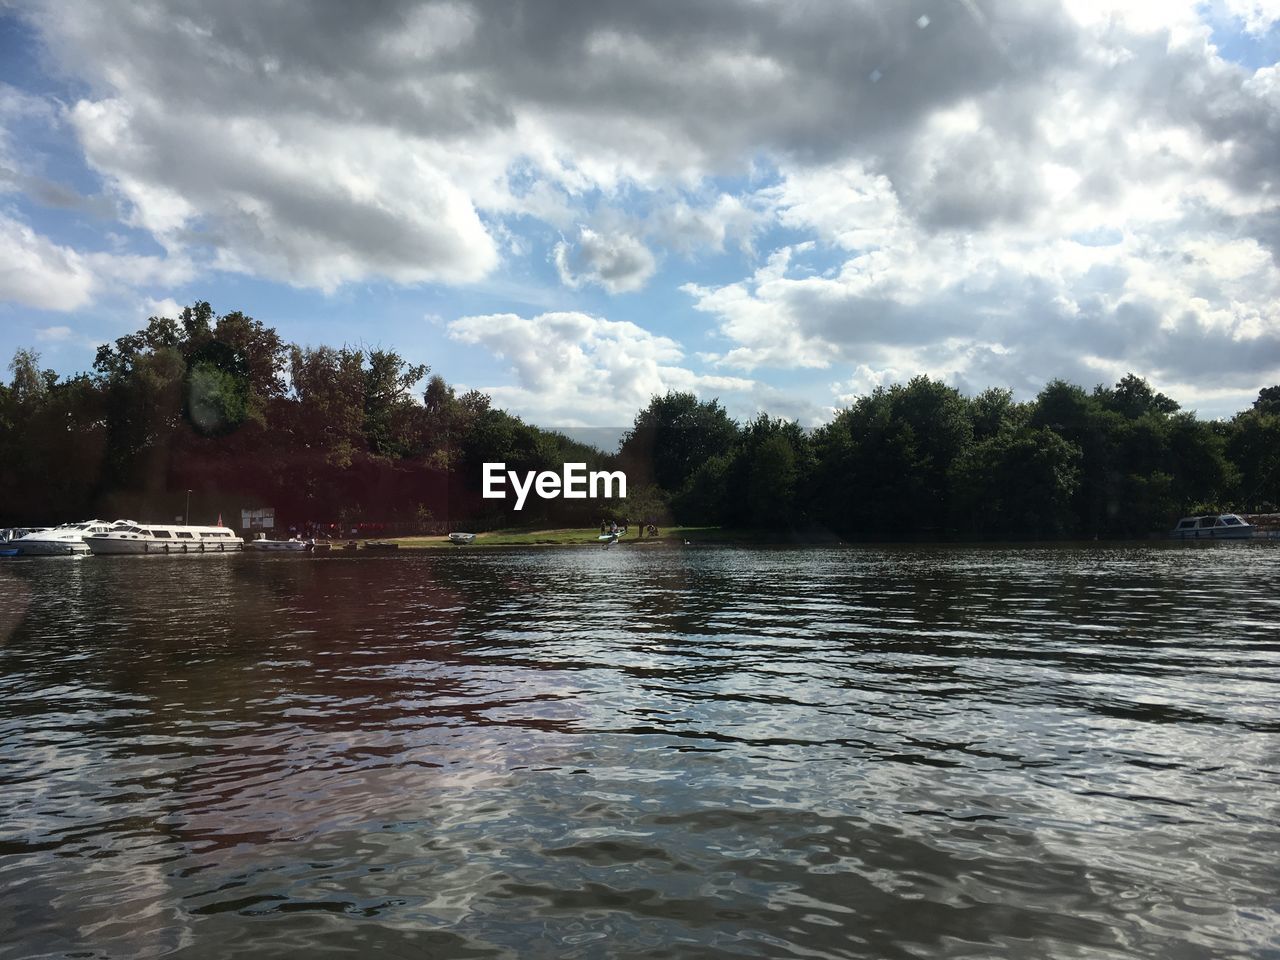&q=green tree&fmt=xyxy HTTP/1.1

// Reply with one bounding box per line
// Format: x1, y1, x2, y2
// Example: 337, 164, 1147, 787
813, 376, 969, 537
620, 392, 741, 495
950, 426, 1082, 538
